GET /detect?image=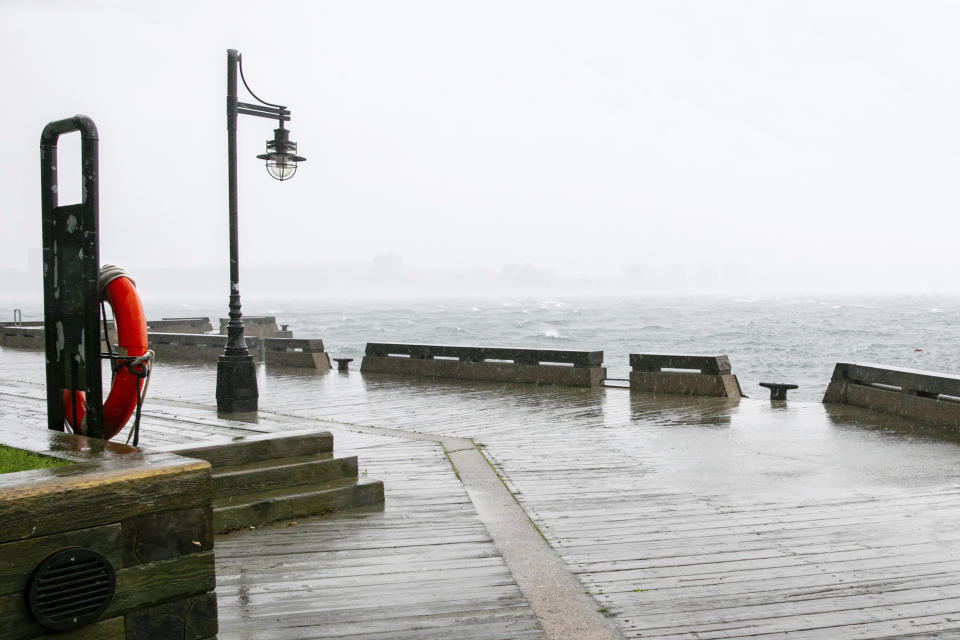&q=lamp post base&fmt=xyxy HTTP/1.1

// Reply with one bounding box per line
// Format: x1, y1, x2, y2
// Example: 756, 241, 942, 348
216, 355, 259, 413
